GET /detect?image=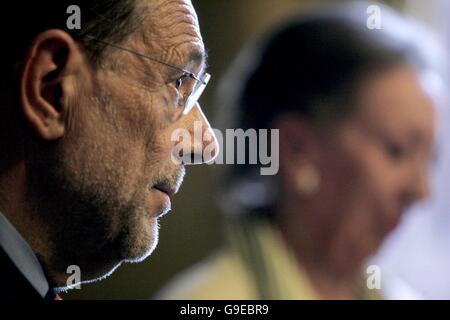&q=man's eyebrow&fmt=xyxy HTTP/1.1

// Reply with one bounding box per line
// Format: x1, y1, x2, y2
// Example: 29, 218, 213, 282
188, 48, 209, 72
